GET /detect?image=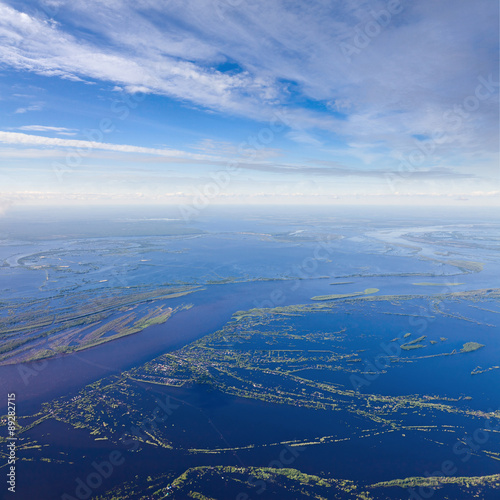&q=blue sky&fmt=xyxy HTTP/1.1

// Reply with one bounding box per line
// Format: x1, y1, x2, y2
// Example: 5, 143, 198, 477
0, 0, 498, 208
